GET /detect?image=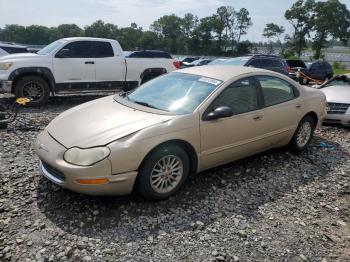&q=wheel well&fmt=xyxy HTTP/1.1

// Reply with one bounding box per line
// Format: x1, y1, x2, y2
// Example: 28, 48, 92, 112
304, 111, 318, 126
139, 140, 198, 175
11, 73, 53, 94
